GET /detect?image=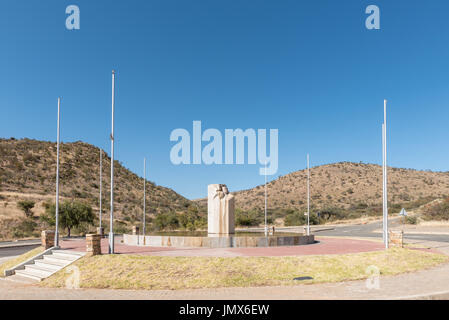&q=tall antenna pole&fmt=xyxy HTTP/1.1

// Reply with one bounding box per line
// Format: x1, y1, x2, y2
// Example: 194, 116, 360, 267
307, 154, 310, 236
383, 100, 389, 249
55, 97, 61, 247
264, 161, 268, 237
99, 149, 102, 231
109, 70, 115, 254
143, 157, 146, 236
